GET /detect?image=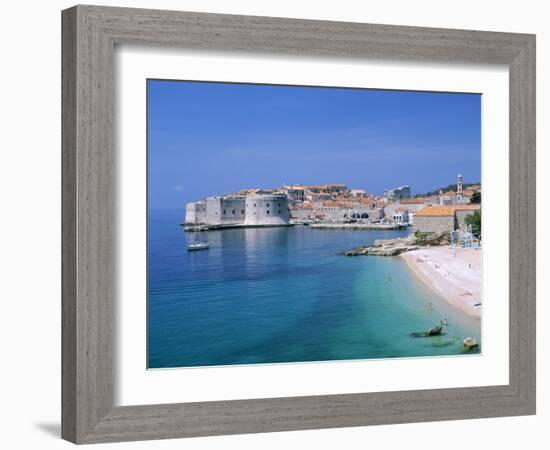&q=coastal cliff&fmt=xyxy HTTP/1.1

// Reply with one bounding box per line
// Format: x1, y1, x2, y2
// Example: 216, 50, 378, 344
344, 231, 450, 256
